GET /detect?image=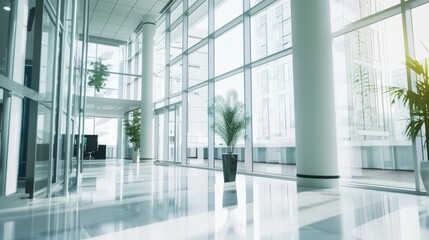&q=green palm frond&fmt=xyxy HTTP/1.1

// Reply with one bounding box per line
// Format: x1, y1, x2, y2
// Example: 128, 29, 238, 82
211, 89, 249, 154
385, 54, 429, 155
